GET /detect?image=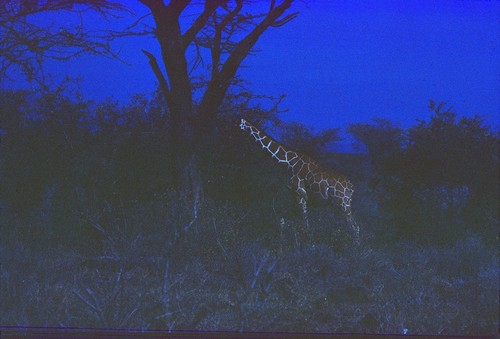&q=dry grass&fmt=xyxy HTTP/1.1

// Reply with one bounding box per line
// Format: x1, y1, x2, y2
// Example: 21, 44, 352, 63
1, 194, 497, 335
